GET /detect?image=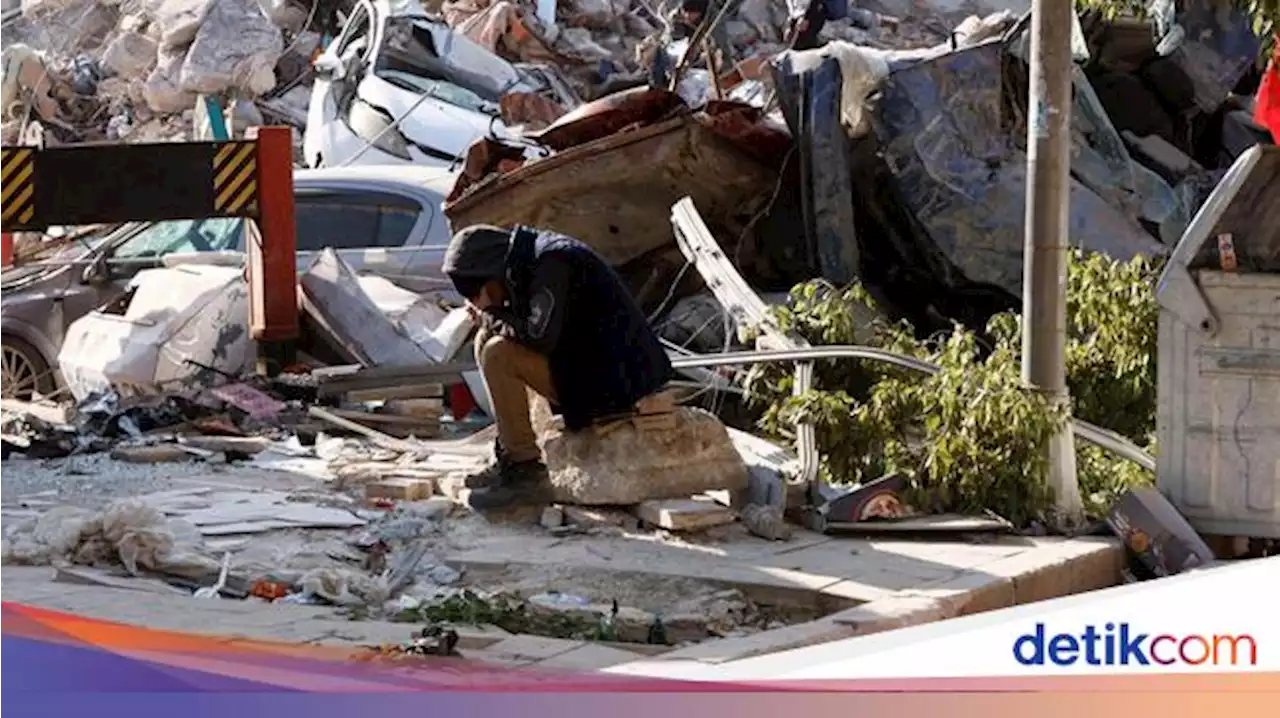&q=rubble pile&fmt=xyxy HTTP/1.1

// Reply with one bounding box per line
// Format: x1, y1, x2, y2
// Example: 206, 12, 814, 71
4, 0, 307, 143
2, 0, 952, 147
